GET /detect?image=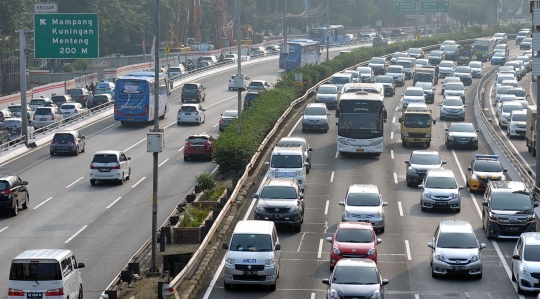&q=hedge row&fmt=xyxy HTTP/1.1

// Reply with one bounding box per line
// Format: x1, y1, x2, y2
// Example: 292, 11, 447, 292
212, 24, 526, 174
